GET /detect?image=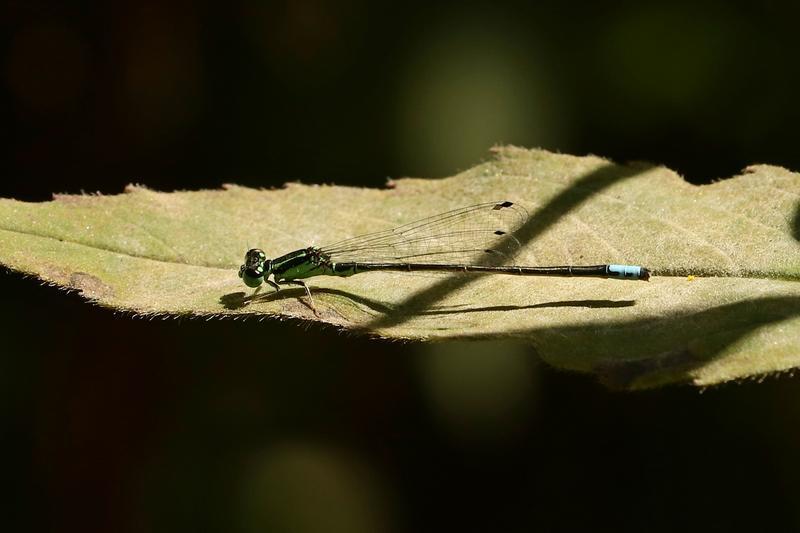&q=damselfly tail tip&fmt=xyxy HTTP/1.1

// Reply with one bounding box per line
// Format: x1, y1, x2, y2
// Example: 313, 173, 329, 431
641, 268, 651, 281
